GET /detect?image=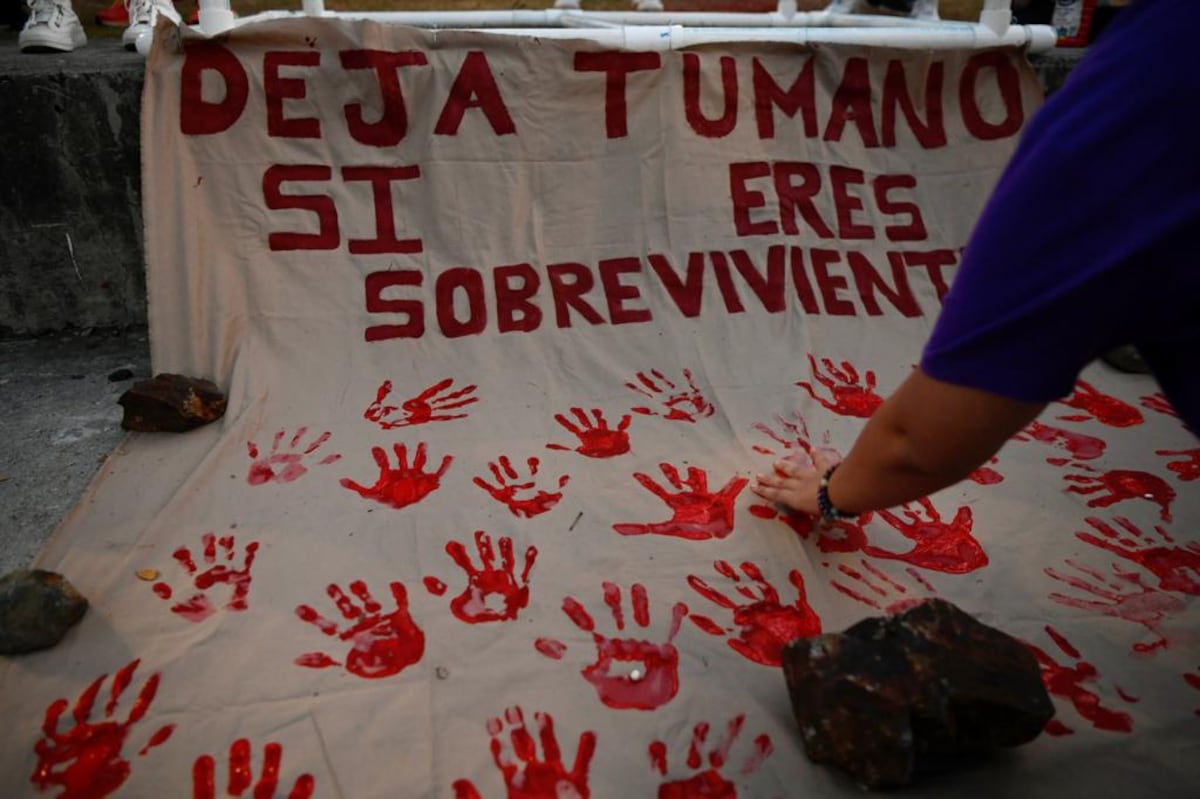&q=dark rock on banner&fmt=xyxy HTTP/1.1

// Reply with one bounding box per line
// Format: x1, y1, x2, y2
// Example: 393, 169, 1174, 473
781, 598, 1053, 789
118, 373, 227, 432
0, 570, 89, 654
